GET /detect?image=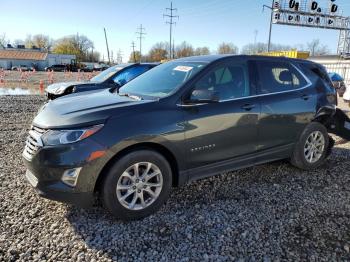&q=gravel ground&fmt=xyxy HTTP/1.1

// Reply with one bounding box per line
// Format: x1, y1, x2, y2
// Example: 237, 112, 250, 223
1, 95, 350, 261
